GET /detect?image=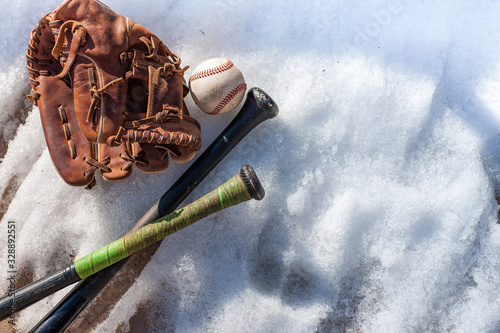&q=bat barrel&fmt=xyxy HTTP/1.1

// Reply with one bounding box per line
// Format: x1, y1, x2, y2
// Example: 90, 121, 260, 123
73, 166, 264, 280
157, 87, 277, 217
